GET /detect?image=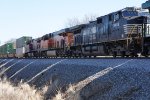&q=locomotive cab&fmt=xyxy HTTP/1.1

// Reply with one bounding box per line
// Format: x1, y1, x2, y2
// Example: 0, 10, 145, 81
122, 7, 138, 18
